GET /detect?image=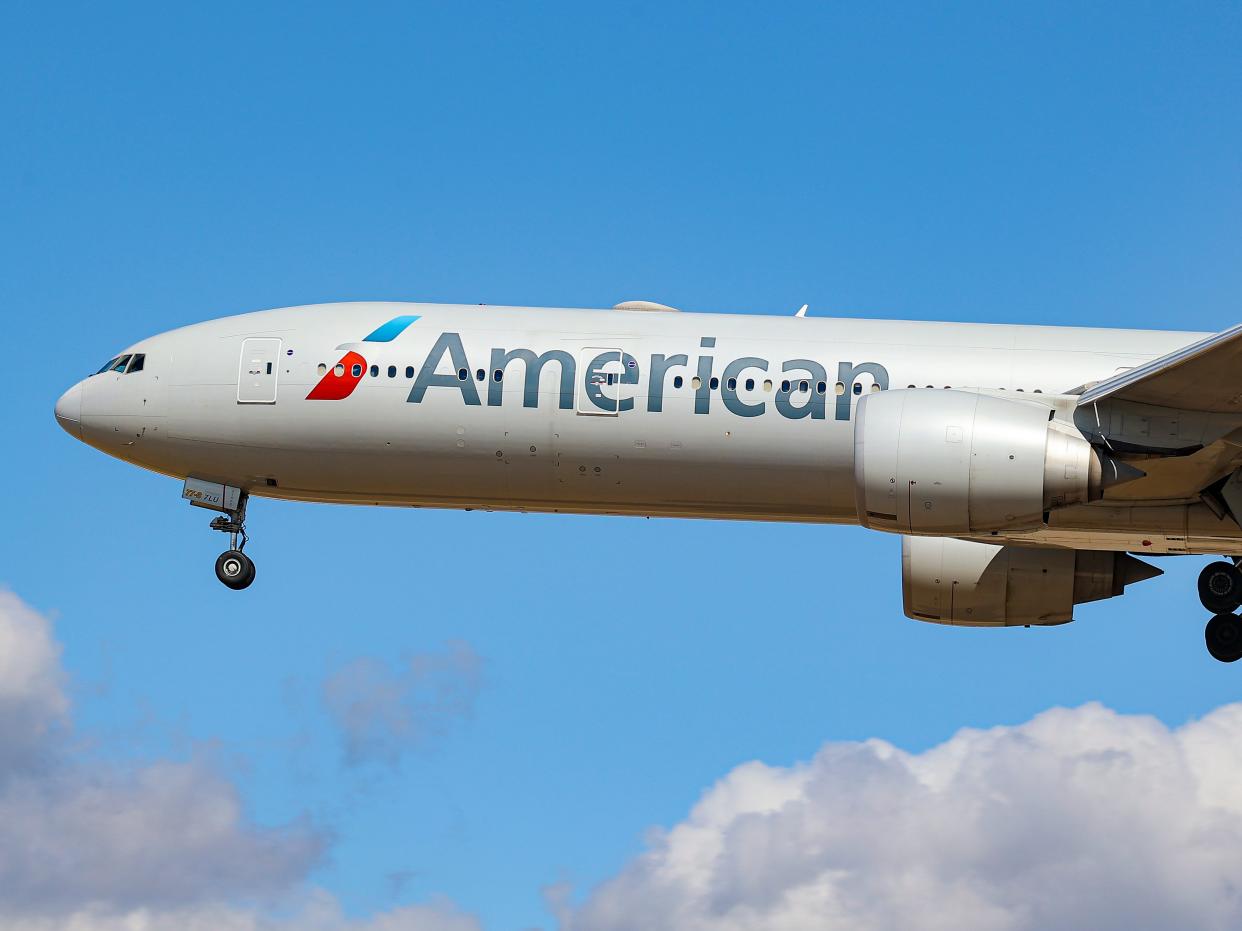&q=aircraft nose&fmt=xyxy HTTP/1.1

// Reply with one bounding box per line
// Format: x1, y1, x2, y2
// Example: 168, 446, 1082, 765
55, 381, 84, 439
